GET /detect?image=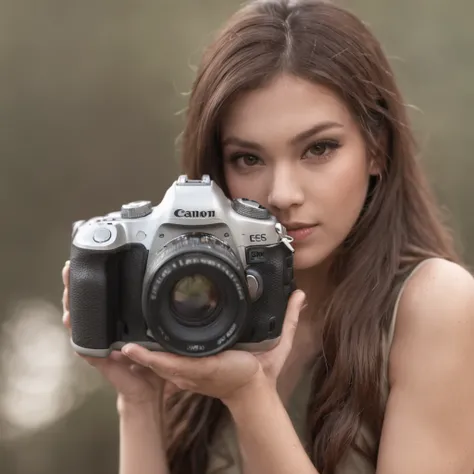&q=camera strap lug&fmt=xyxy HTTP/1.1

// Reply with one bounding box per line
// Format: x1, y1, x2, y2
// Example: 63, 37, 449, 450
275, 223, 295, 253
